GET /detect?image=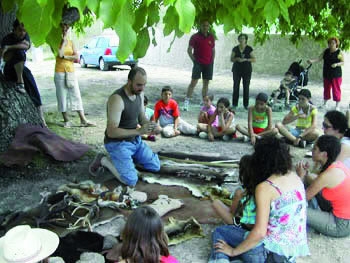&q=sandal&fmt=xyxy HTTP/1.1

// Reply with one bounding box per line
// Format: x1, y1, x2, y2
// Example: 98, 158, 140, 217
81, 121, 96, 127
89, 153, 105, 177
15, 83, 26, 94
